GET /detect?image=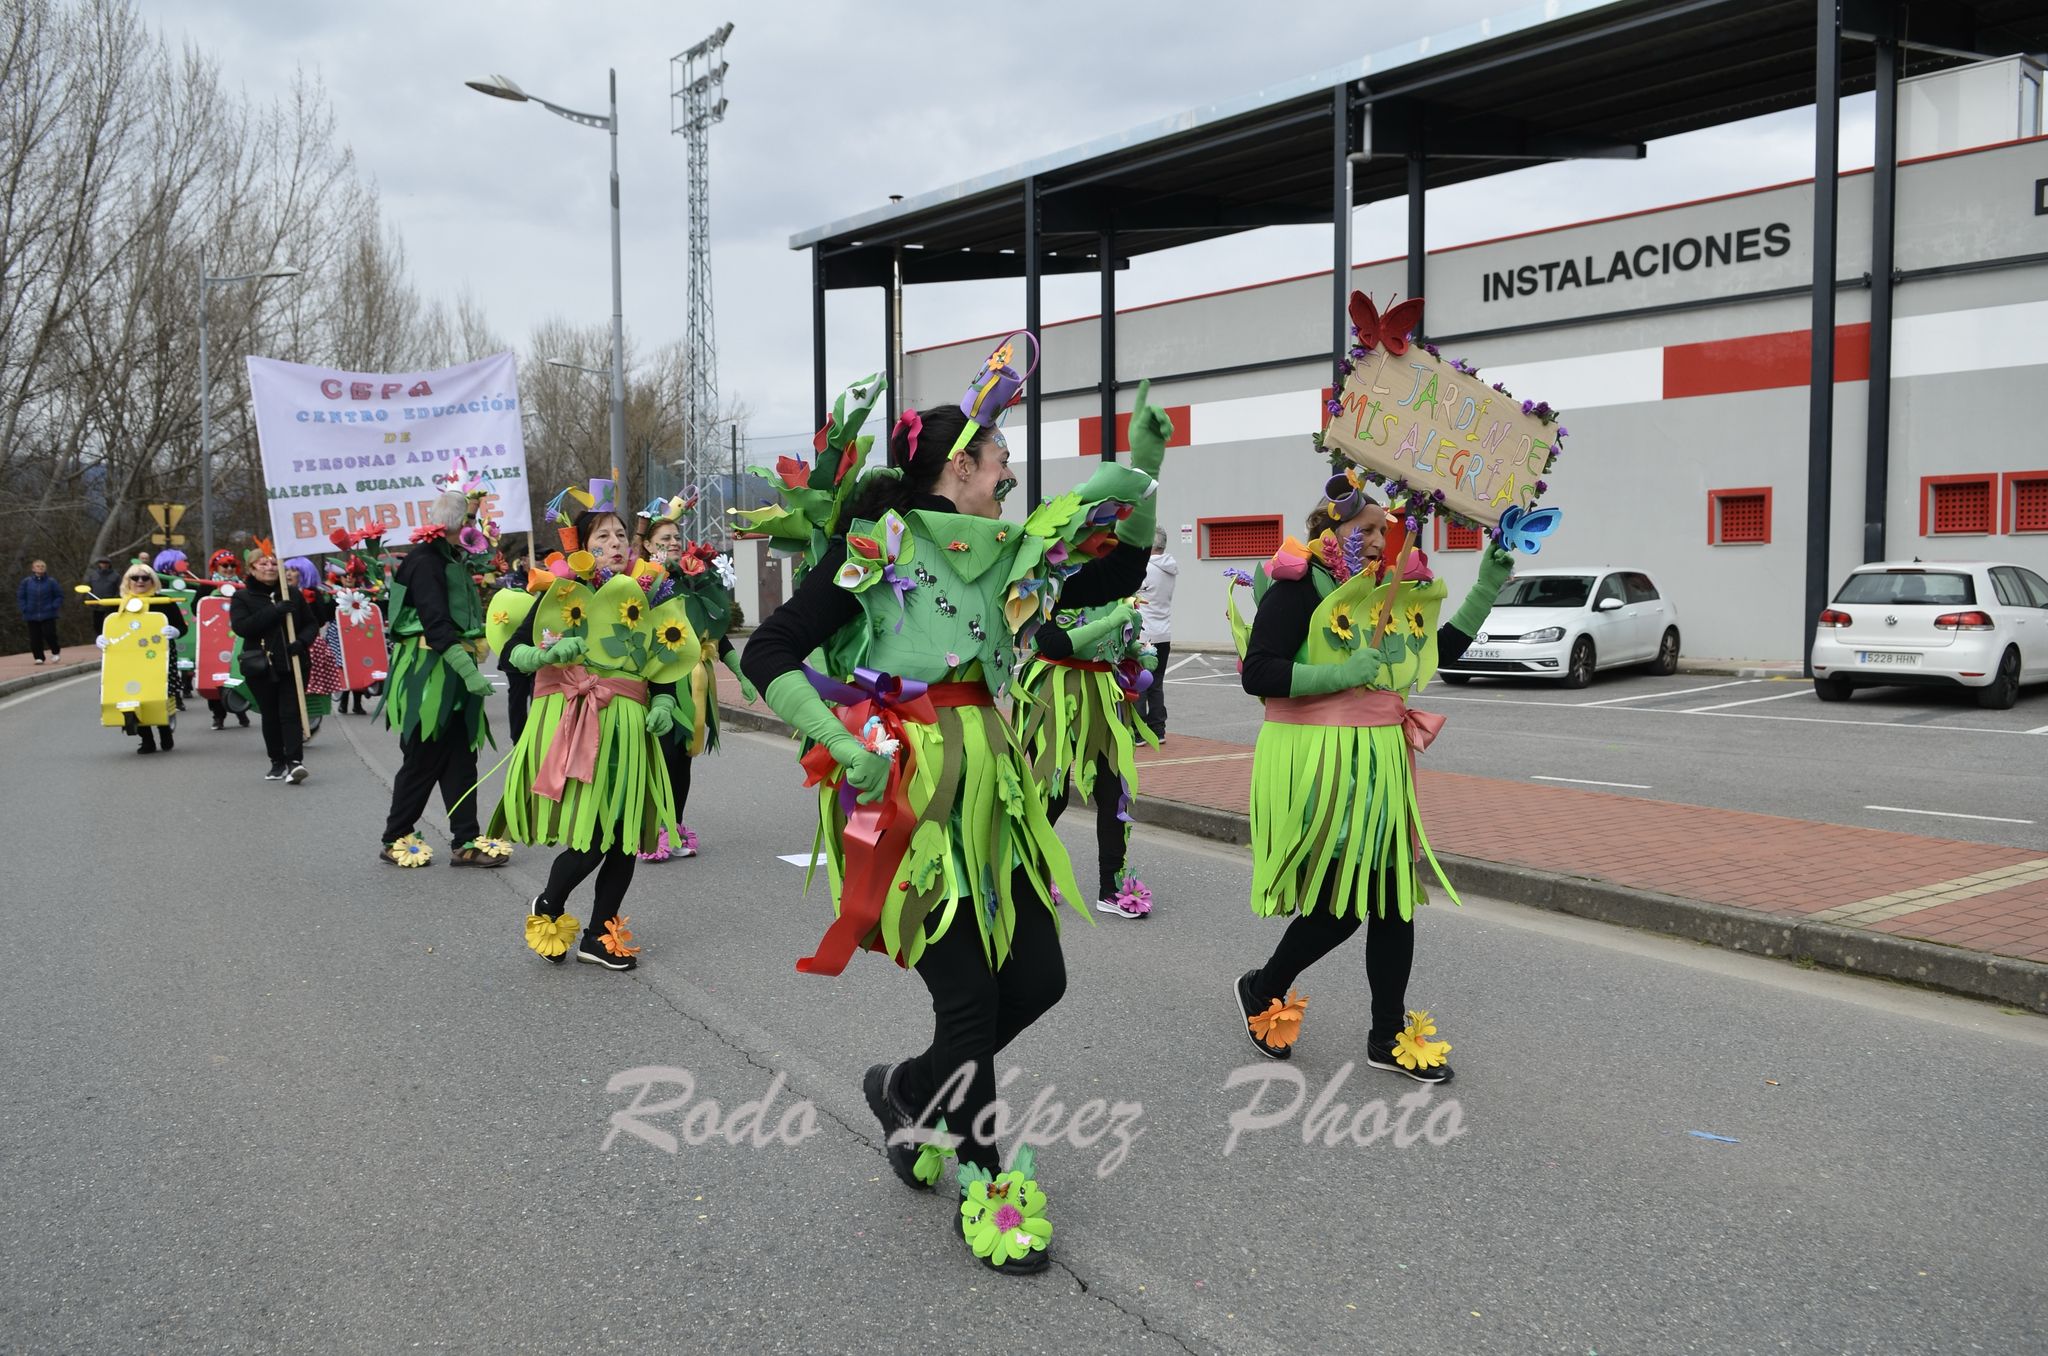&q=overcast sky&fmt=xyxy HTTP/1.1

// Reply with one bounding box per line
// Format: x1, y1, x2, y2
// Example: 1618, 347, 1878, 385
145, 0, 1877, 442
